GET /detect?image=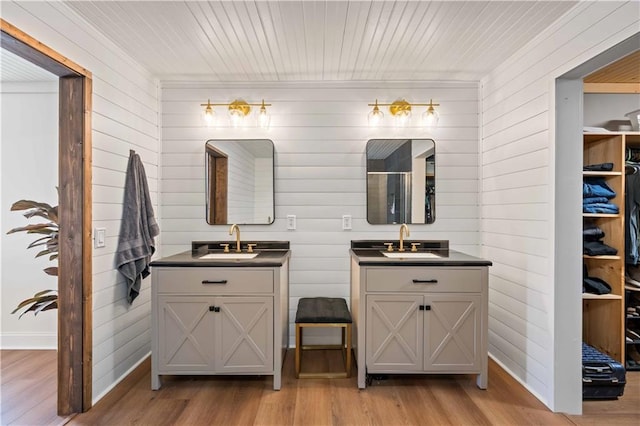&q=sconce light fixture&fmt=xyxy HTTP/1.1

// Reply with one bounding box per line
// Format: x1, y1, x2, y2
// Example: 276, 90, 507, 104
367, 99, 440, 129
200, 99, 272, 129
